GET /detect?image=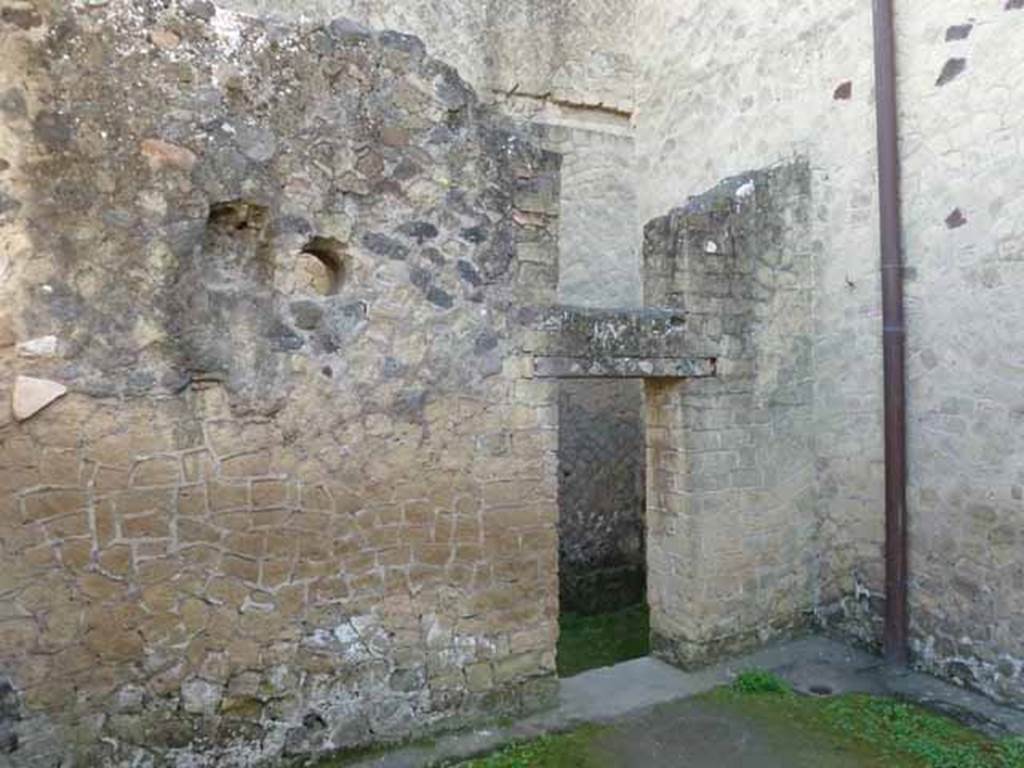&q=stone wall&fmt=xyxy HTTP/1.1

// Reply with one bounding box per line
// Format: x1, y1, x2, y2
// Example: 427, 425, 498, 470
899, 1, 1024, 703
4, 7, 1024, 768
548, 123, 639, 310
0, 3, 563, 764
635, 0, 1024, 703
634, 0, 884, 653
214, 0, 637, 113
215, 2, 648, 627
642, 163, 818, 667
